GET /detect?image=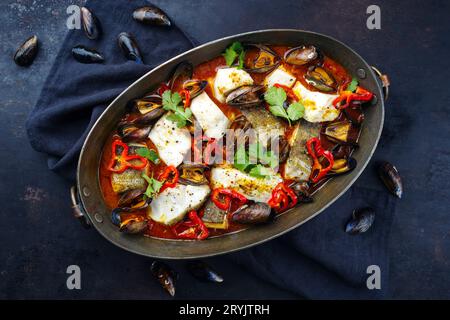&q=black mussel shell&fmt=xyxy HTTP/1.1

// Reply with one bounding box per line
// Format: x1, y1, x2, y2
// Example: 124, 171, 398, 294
329, 157, 357, 176
345, 207, 375, 235
178, 164, 209, 186
81, 7, 102, 40
186, 261, 224, 283
134, 94, 162, 114
120, 217, 148, 234
378, 161, 403, 198
289, 181, 313, 203
344, 105, 365, 125
244, 44, 281, 73
117, 123, 151, 142
304, 66, 336, 92
225, 85, 264, 108
117, 32, 143, 64
232, 202, 272, 224
14, 35, 38, 67
183, 80, 208, 99
323, 121, 359, 146
284, 45, 319, 66
169, 61, 193, 89
151, 261, 177, 297
133, 6, 171, 26
133, 108, 165, 126
72, 45, 104, 64
117, 188, 148, 208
